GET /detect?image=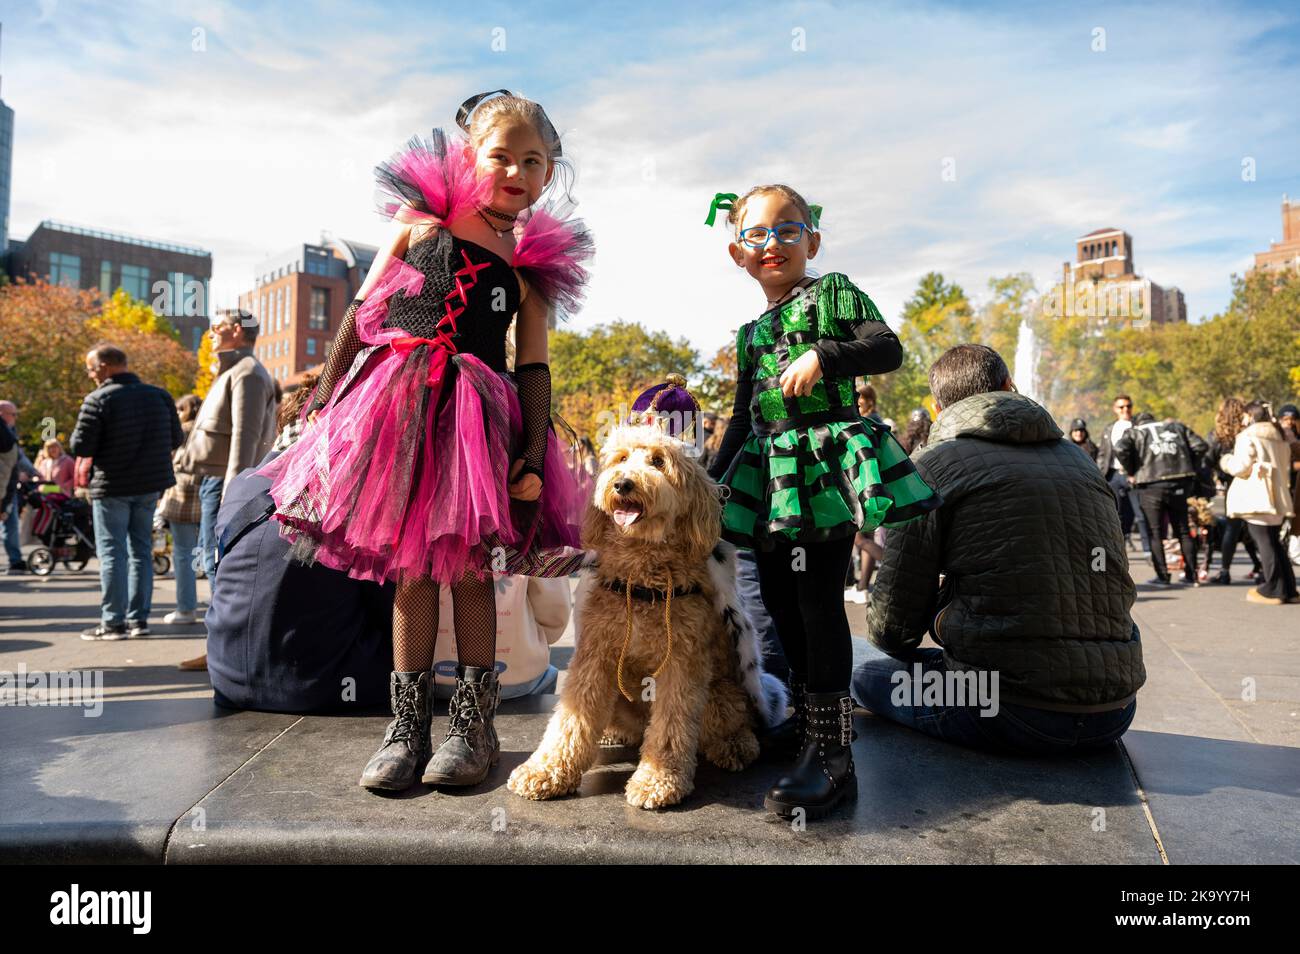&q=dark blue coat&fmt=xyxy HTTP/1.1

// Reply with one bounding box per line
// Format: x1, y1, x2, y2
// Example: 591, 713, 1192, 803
205, 452, 394, 713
